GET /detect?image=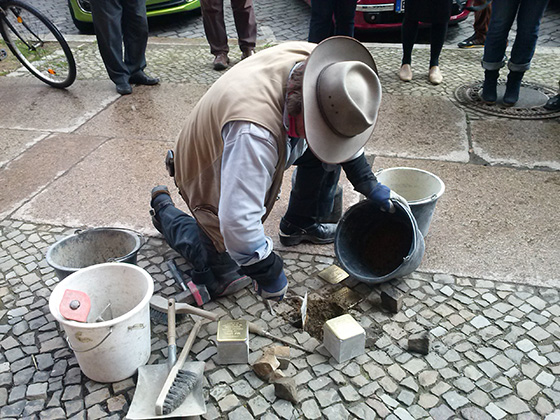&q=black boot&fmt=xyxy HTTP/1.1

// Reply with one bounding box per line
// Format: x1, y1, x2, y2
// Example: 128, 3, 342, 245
503, 71, 525, 106
481, 70, 499, 104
